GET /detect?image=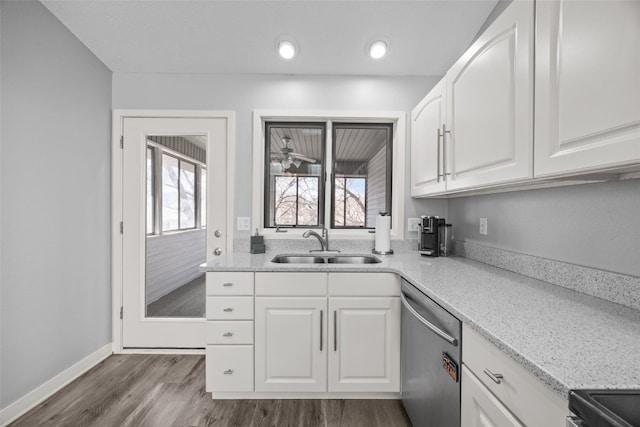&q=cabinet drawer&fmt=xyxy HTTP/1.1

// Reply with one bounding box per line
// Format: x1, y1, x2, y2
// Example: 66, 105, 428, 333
461, 365, 524, 426
462, 324, 567, 427
206, 345, 253, 392
206, 296, 254, 320
207, 321, 254, 344
207, 272, 254, 295
329, 273, 400, 296
255, 272, 327, 296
